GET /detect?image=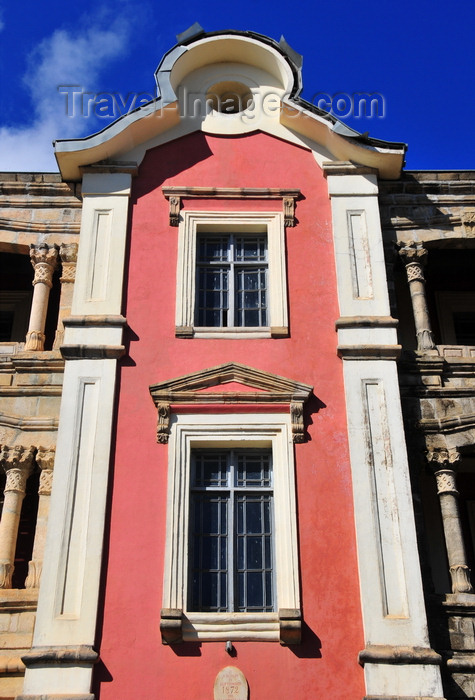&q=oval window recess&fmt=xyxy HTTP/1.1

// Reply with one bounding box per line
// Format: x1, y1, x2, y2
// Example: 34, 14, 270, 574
207, 81, 253, 114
